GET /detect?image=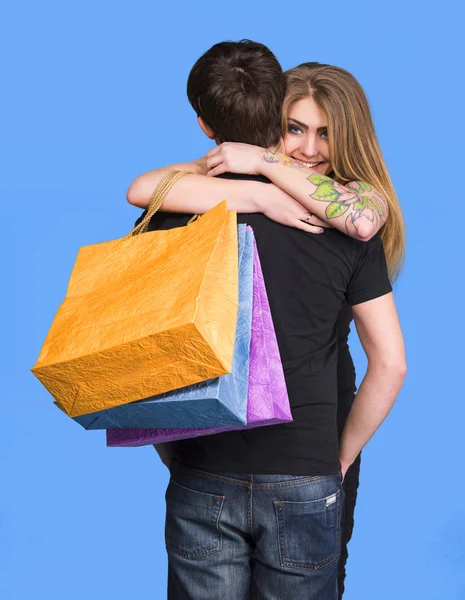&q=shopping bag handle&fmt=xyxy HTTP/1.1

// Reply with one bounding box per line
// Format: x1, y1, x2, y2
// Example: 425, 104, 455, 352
125, 170, 193, 239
